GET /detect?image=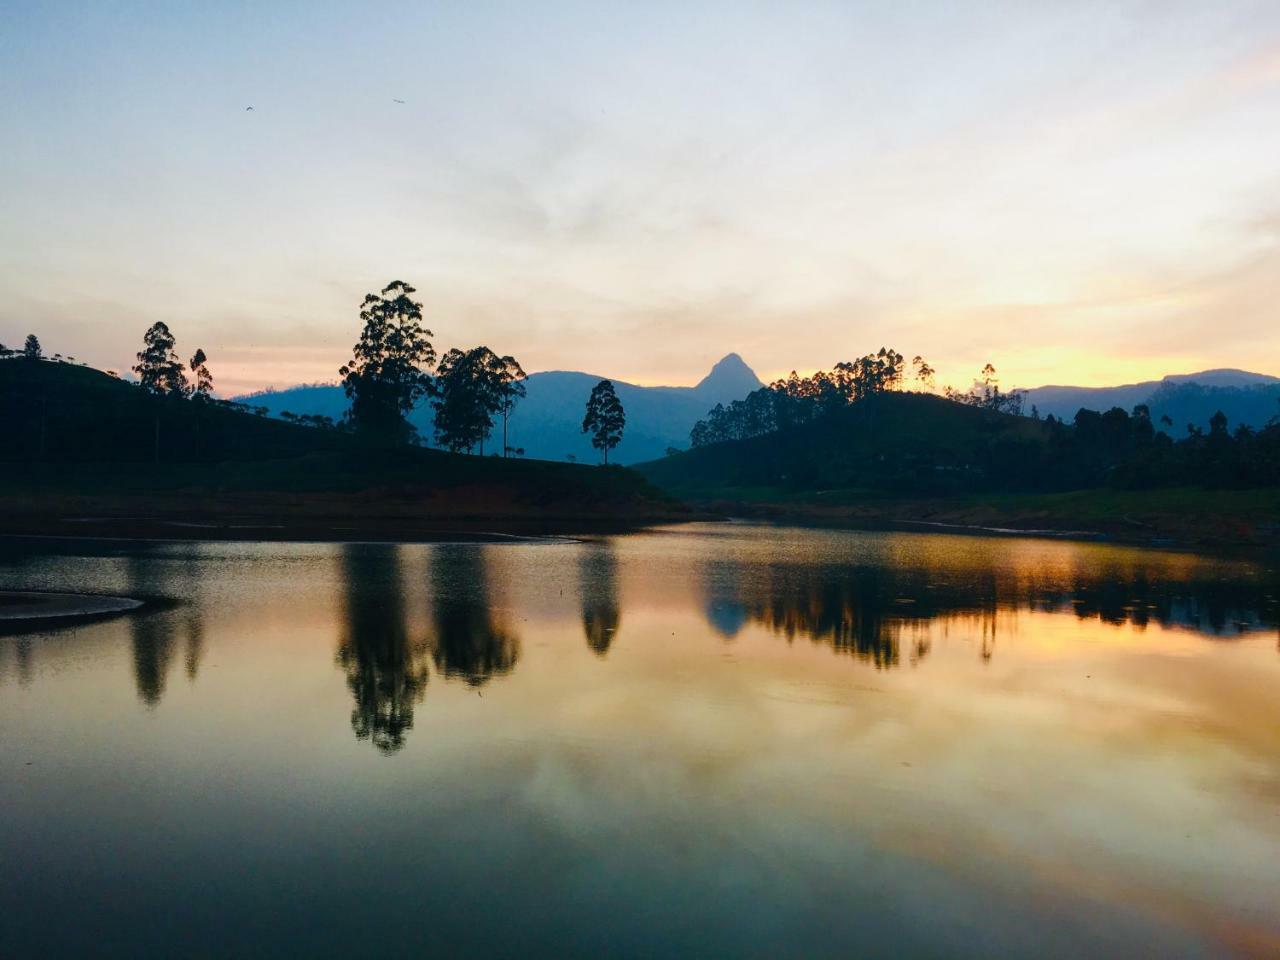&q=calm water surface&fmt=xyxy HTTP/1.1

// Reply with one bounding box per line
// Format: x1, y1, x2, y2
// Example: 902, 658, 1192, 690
2, 524, 1278, 958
